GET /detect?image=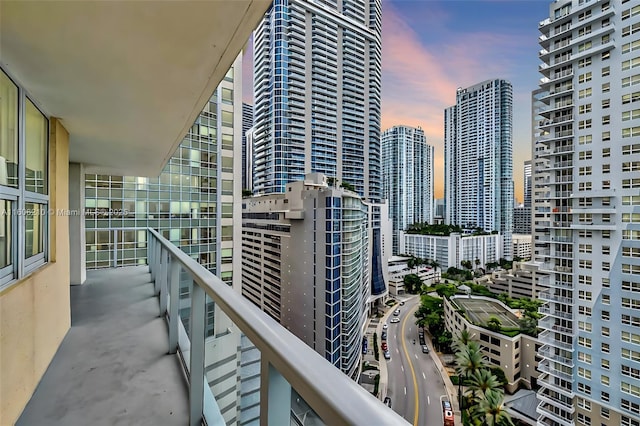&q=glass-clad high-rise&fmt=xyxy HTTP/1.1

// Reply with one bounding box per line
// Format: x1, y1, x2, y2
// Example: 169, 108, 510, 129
445, 79, 514, 259
252, 0, 382, 200
382, 125, 434, 254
